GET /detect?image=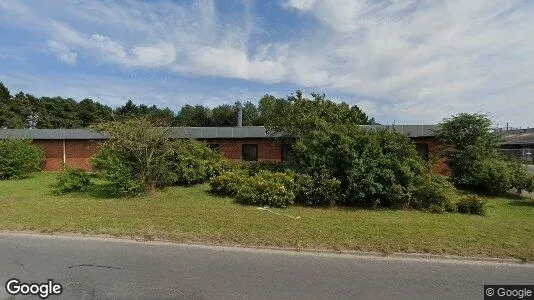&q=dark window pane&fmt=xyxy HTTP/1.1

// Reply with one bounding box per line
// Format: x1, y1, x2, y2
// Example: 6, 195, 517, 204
416, 143, 429, 161
281, 144, 292, 162
208, 144, 220, 152
242, 144, 258, 161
